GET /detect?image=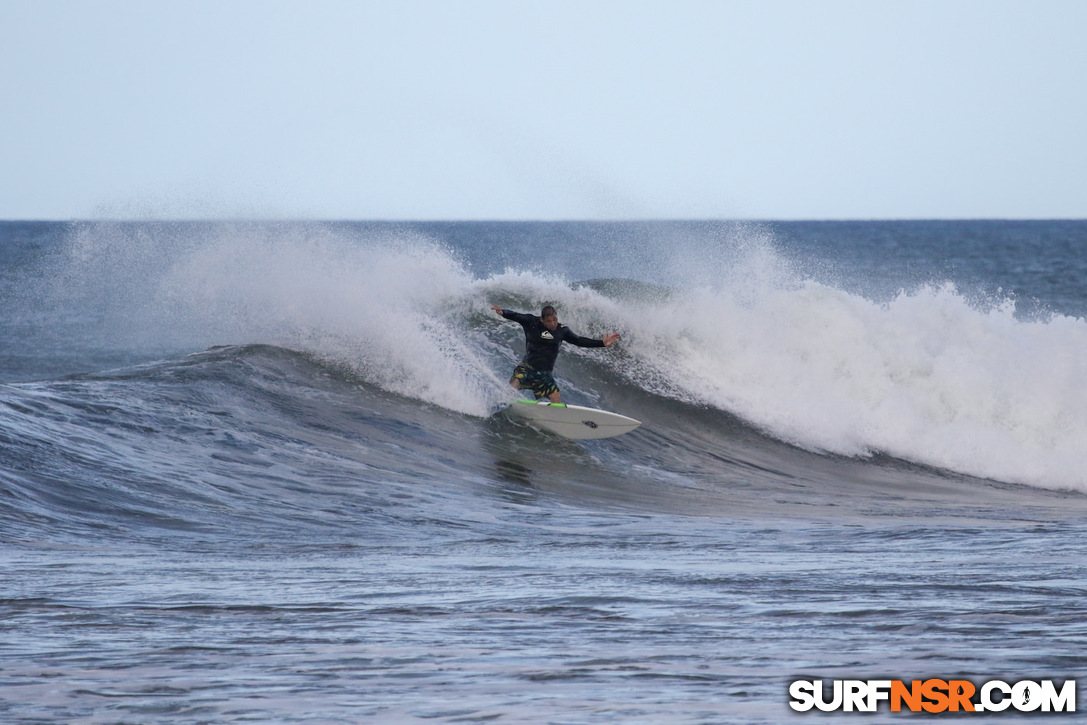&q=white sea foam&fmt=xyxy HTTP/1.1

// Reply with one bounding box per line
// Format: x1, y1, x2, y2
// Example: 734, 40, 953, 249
52, 222, 508, 416
603, 274, 1087, 492
47, 221, 1087, 491
471, 236, 1087, 492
